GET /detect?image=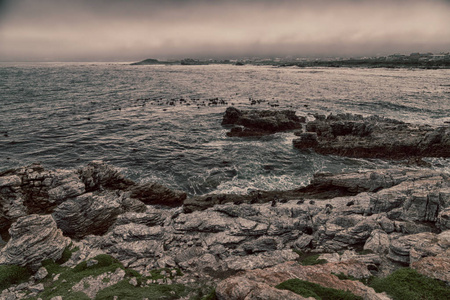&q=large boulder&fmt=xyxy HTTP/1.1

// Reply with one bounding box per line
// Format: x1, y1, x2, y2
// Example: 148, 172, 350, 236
0, 214, 70, 271
52, 191, 126, 239
294, 113, 450, 159
0, 163, 85, 238
222, 107, 304, 137
129, 182, 186, 206
412, 249, 450, 284
78, 160, 135, 191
